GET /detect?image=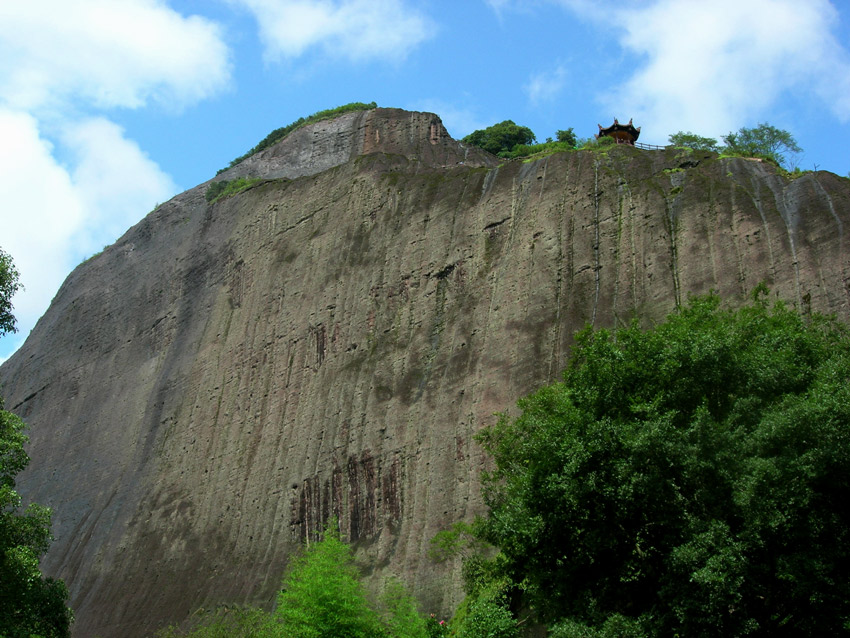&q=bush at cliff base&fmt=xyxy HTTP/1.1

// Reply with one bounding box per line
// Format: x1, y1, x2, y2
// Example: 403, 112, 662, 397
477, 289, 850, 637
